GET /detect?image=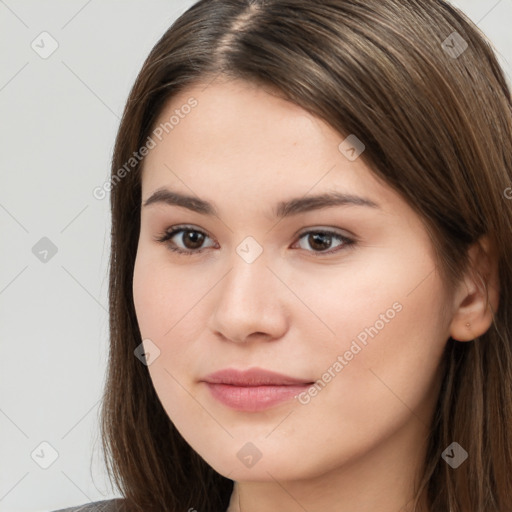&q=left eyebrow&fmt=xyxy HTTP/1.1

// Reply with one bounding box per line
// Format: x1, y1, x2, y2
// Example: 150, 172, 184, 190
273, 191, 380, 217
142, 187, 380, 218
